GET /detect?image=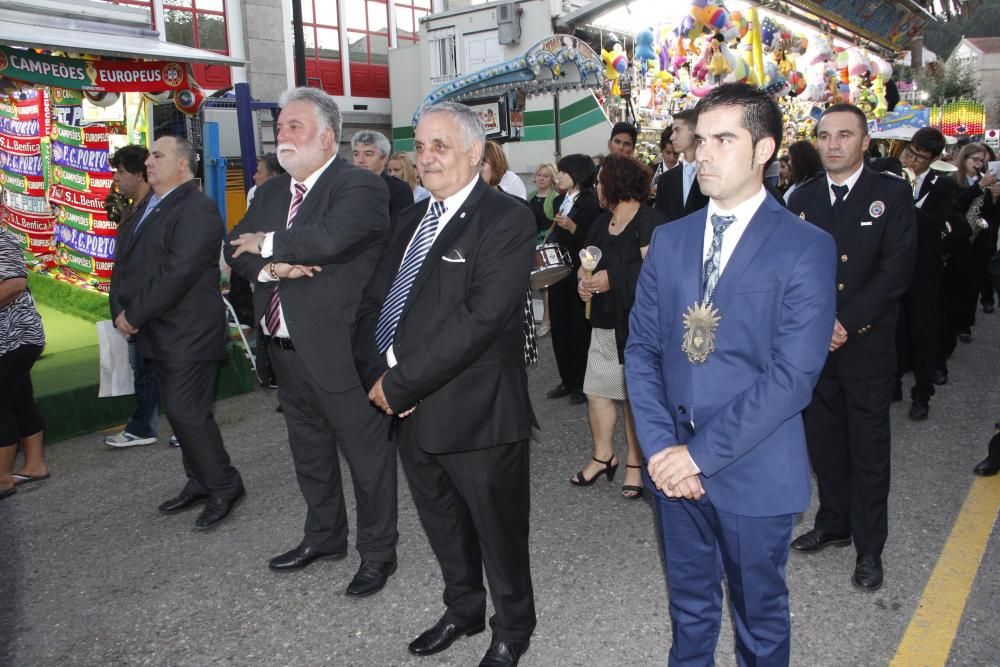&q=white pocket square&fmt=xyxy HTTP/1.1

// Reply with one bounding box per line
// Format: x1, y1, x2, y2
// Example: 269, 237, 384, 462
442, 255, 466, 263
